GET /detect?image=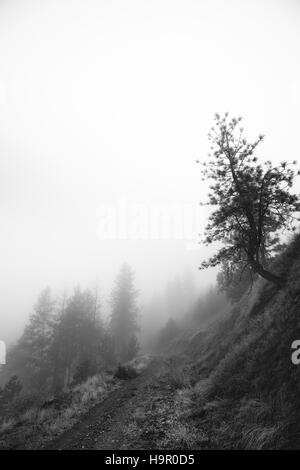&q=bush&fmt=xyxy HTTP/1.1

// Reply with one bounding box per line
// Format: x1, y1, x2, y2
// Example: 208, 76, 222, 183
72, 359, 97, 385
6, 392, 42, 417
0, 376, 22, 411
0, 376, 22, 402
114, 364, 138, 380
